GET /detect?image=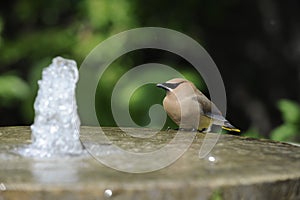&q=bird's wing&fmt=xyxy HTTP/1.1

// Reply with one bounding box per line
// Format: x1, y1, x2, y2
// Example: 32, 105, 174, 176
204, 112, 227, 122
192, 90, 225, 122
191, 86, 240, 132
